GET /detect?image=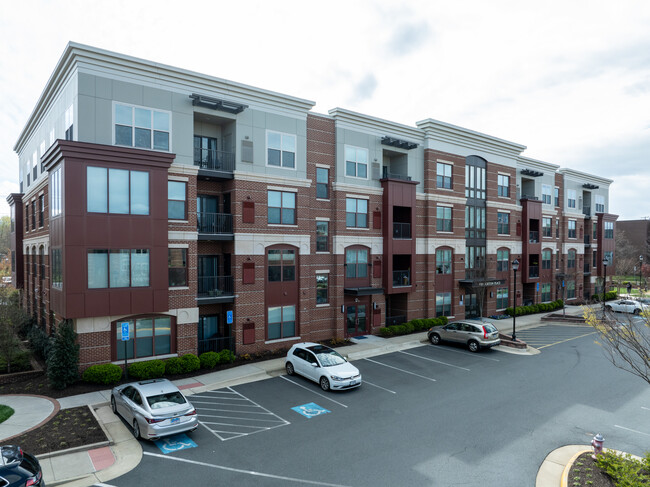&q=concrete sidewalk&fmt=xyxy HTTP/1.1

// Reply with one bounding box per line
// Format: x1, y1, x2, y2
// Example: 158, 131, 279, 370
0, 305, 595, 486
